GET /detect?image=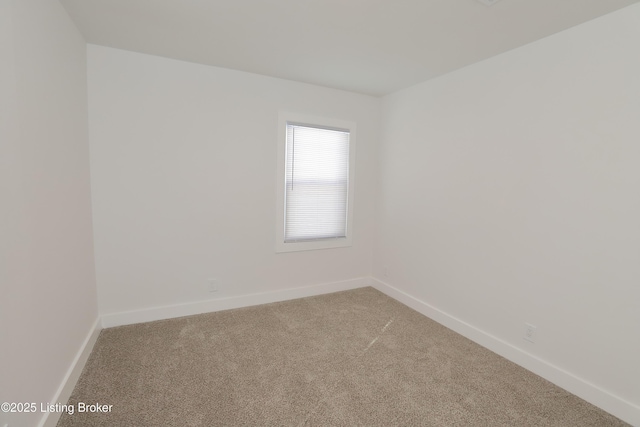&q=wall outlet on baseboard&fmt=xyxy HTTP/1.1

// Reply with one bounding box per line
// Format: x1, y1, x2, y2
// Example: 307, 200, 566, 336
207, 278, 218, 293
524, 323, 537, 343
